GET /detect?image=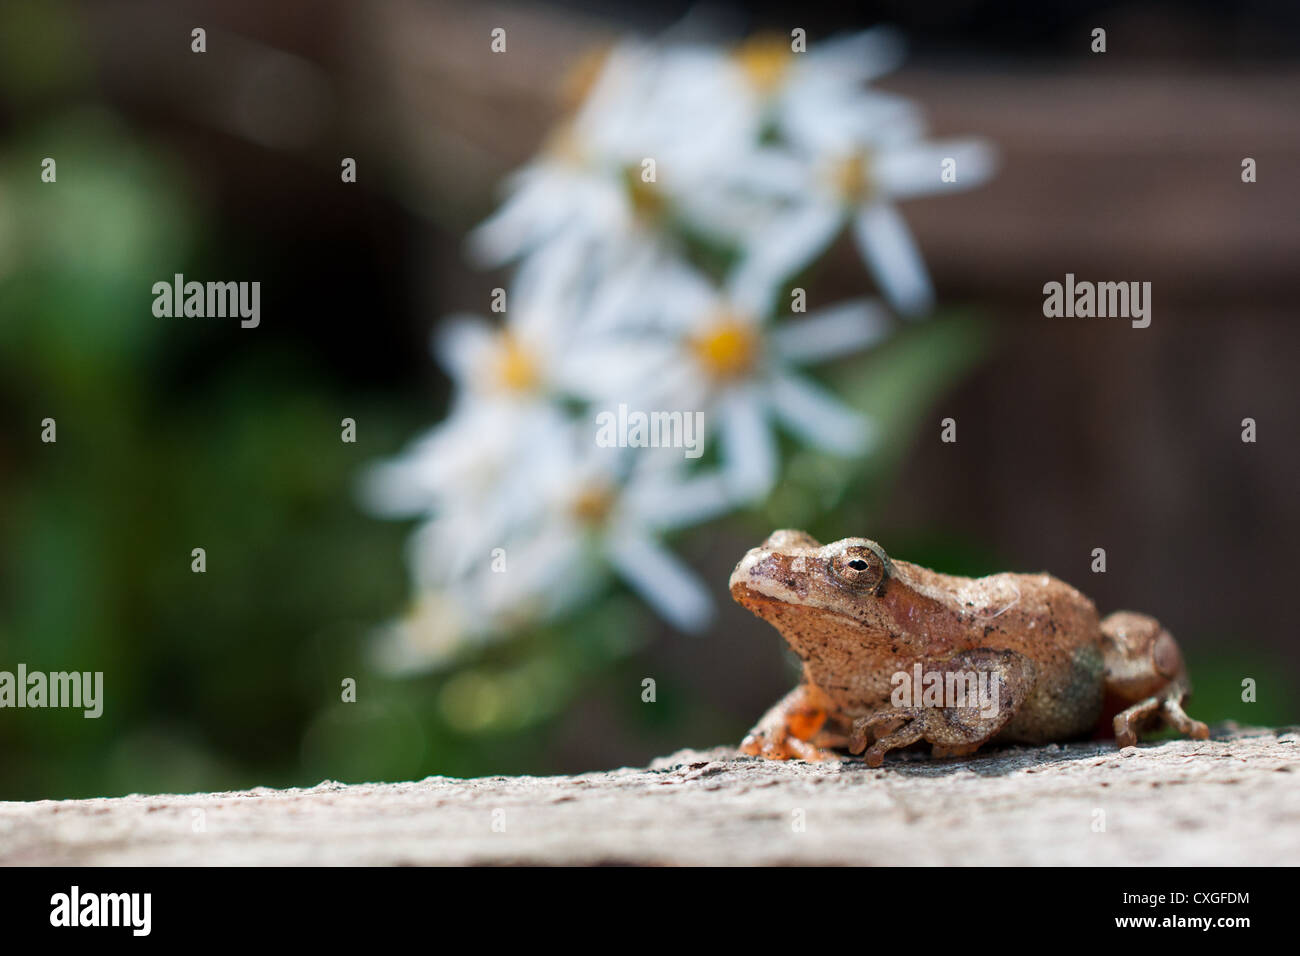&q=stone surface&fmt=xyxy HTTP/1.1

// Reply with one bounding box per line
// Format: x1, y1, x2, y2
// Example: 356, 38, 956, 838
2, 725, 1296, 865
